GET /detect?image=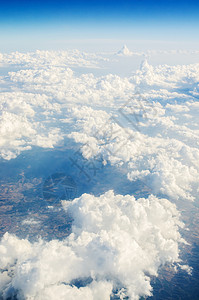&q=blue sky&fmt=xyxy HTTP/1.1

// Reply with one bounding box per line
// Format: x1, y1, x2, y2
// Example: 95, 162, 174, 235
0, 0, 199, 51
